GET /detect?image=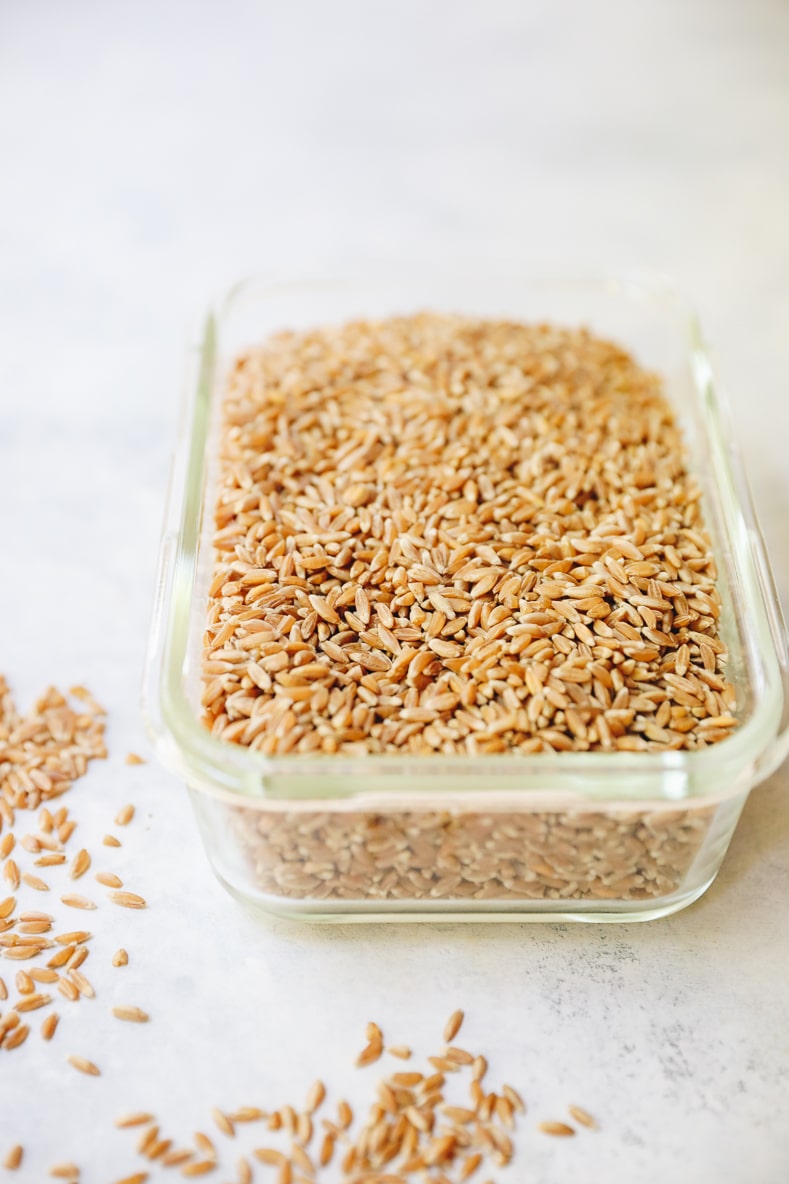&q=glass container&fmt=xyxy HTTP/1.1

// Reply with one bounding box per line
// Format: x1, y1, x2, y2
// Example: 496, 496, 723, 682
144, 270, 789, 922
